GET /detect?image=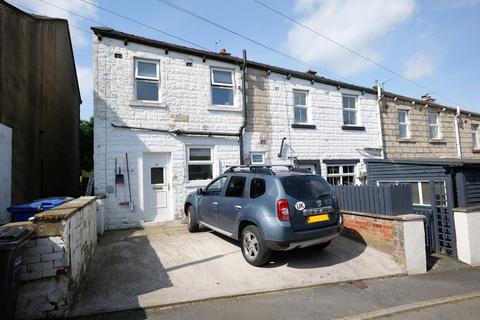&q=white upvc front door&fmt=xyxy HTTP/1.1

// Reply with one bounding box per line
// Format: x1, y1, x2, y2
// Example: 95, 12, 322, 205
143, 153, 172, 221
